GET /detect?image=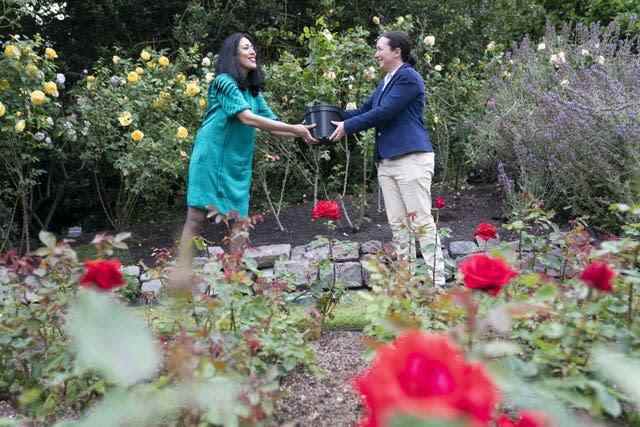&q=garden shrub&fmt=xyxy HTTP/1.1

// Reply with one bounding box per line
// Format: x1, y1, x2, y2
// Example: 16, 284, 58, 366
67, 46, 207, 229
0, 35, 66, 251
473, 22, 640, 227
